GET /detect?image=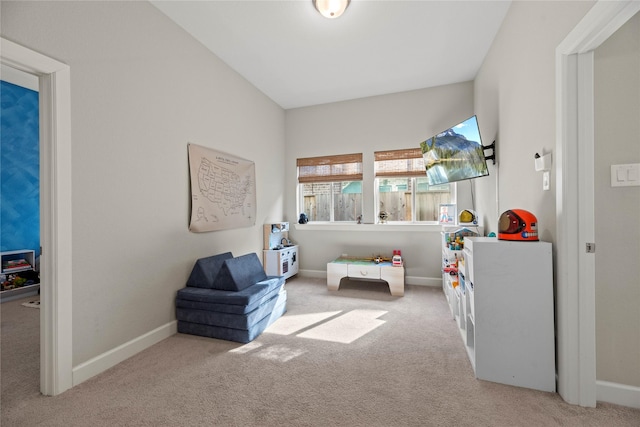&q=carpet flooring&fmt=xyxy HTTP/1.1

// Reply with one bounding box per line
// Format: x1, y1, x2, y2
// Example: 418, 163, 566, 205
1, 277, 639, 426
